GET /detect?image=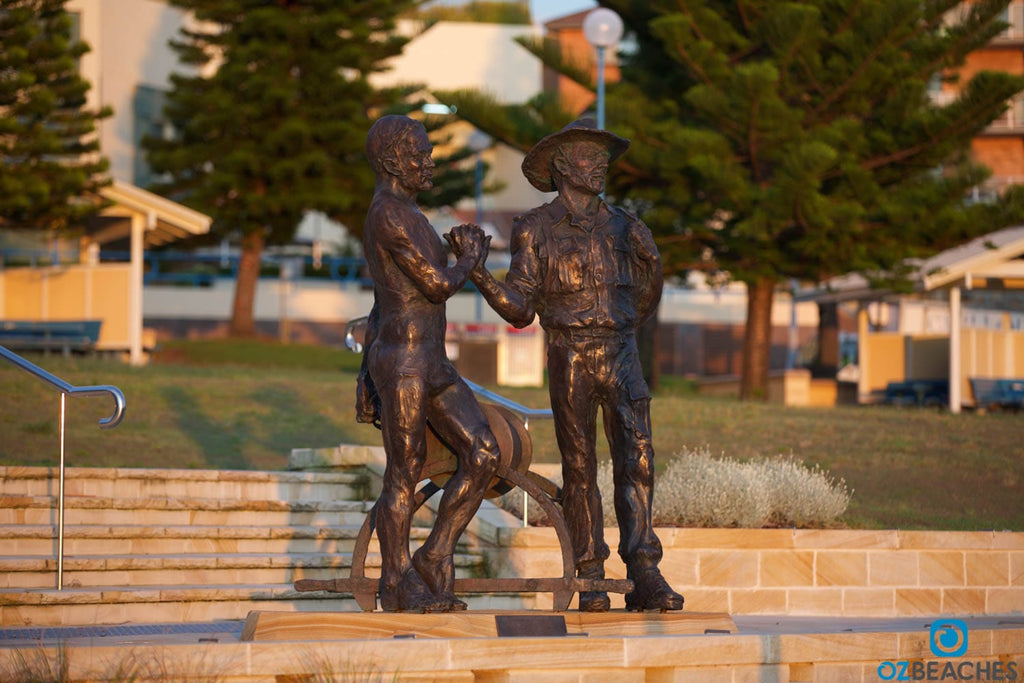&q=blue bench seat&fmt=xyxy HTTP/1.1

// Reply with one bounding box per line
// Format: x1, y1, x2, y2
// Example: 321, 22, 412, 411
969, 377, 1024, 411
883, 379, 949, 407
0, 320, 103, 356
